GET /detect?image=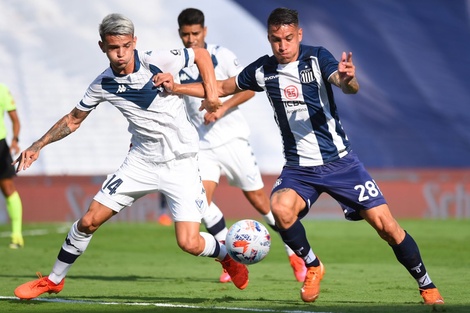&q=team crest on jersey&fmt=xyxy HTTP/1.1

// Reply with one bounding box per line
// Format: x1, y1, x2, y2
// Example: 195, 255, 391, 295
300, 68, 315, 83
284, 85, 299, 100
195, 198, 204, 209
